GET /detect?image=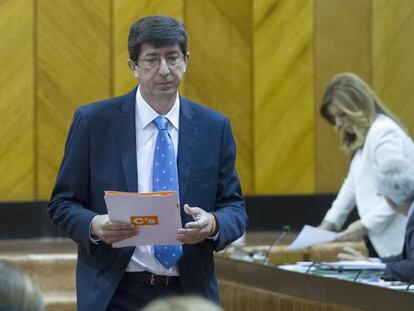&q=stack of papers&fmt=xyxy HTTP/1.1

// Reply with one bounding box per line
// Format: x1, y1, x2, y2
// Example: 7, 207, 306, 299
292, 261, 385, 270
317, 261, 386, 270
104, 191, 182, 247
